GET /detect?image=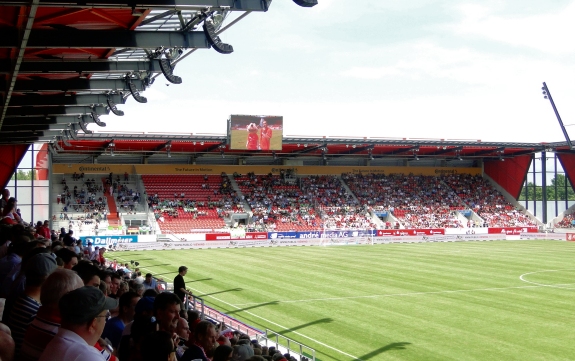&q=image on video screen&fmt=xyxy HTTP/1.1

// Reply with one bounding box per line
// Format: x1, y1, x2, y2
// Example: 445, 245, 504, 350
229, 115, 283, 151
